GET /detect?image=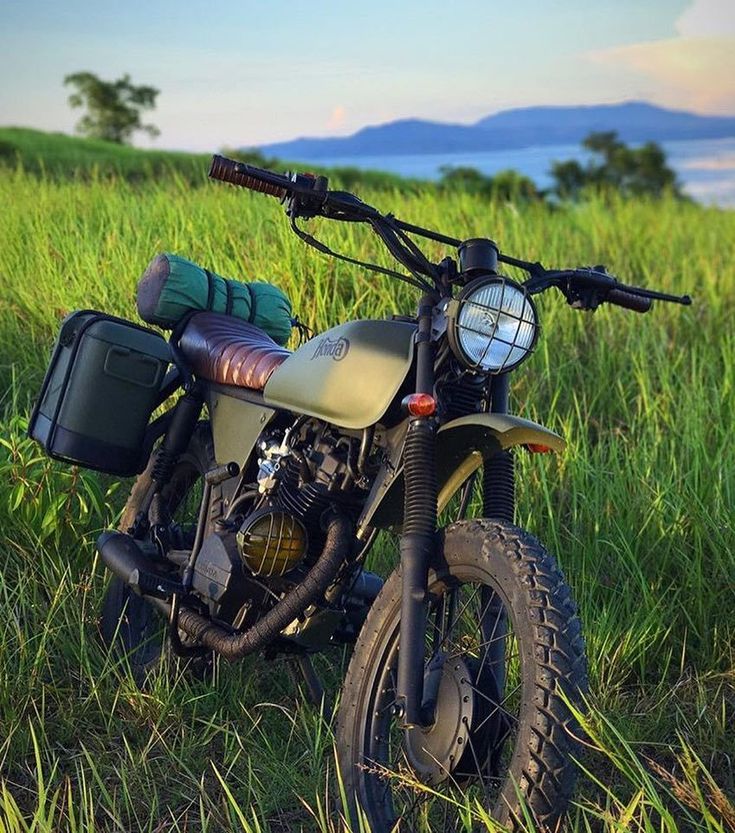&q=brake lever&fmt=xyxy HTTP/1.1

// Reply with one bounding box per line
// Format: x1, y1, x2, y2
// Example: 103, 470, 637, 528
563, 265, 617, 311
525, 265, 692, 308
285, 172, 382, 223
523, 265, 611, 303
